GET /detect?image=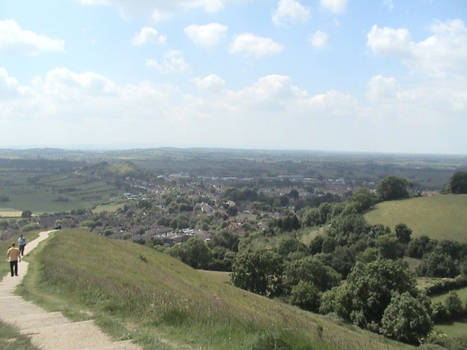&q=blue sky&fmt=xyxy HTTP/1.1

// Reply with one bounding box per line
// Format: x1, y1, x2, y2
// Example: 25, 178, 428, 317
0, 0, 466, 153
